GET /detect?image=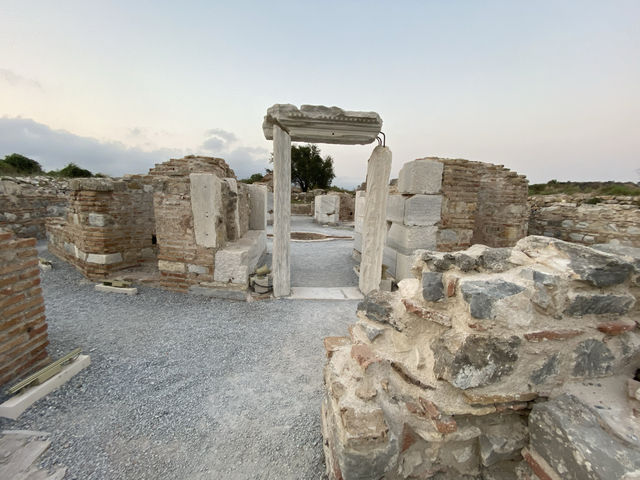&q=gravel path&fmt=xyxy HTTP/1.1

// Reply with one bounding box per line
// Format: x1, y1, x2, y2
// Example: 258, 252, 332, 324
270, 216, 359, 288
0, 245, 358, 479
